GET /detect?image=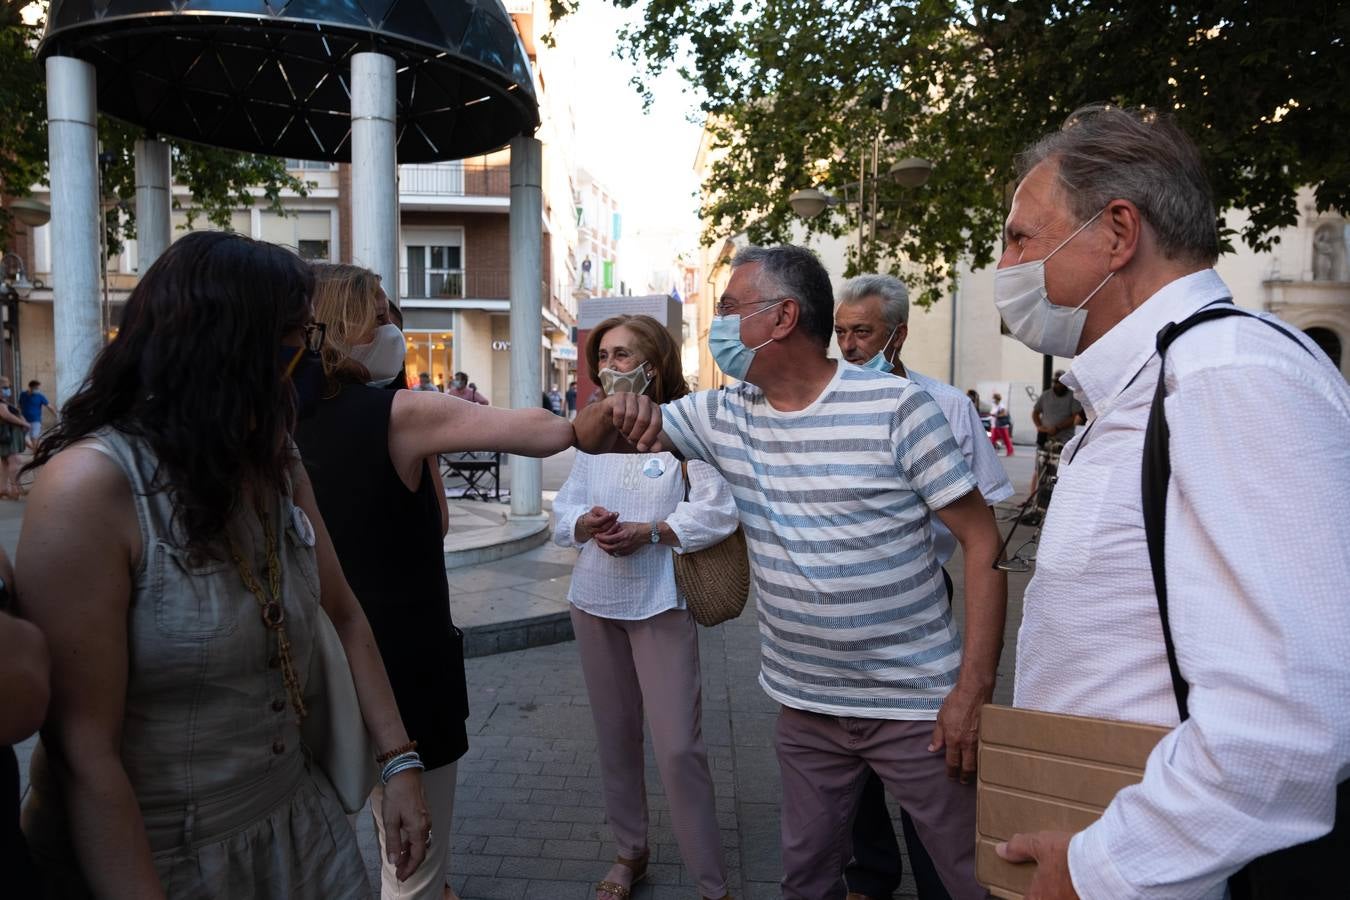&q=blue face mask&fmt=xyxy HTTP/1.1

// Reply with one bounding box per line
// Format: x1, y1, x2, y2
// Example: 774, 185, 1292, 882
858, 322, 901, 373
708, 300, 784, 381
